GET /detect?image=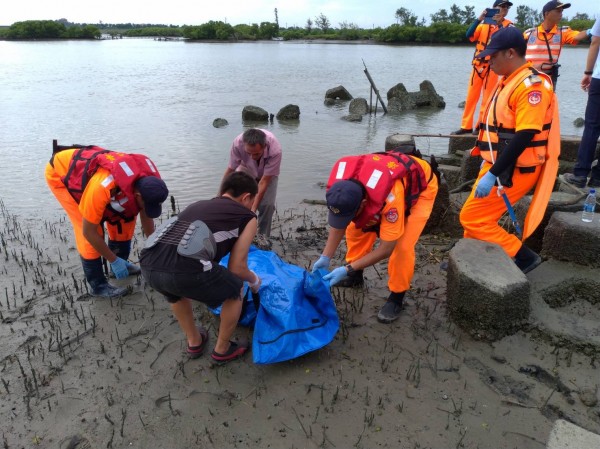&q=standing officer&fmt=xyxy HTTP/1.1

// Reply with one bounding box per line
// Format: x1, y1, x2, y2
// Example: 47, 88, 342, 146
45, 142, 168, 298
524, 1, 591, 88
563, 13, 600, 188
312, 147, 438, 324
454, 0, 513, 135
460, 27, 559, 274
222, 128, 282, 237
